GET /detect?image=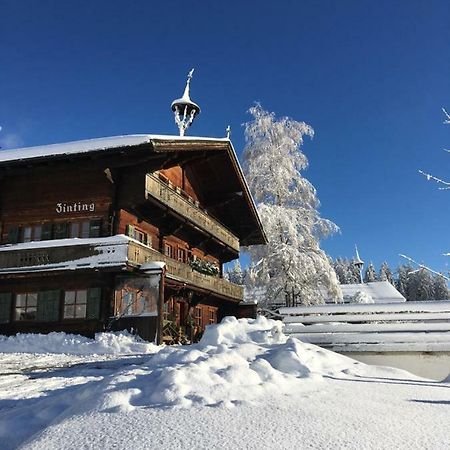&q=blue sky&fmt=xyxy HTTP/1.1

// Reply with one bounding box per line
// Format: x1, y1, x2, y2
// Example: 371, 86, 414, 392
1, 0, 449, 275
